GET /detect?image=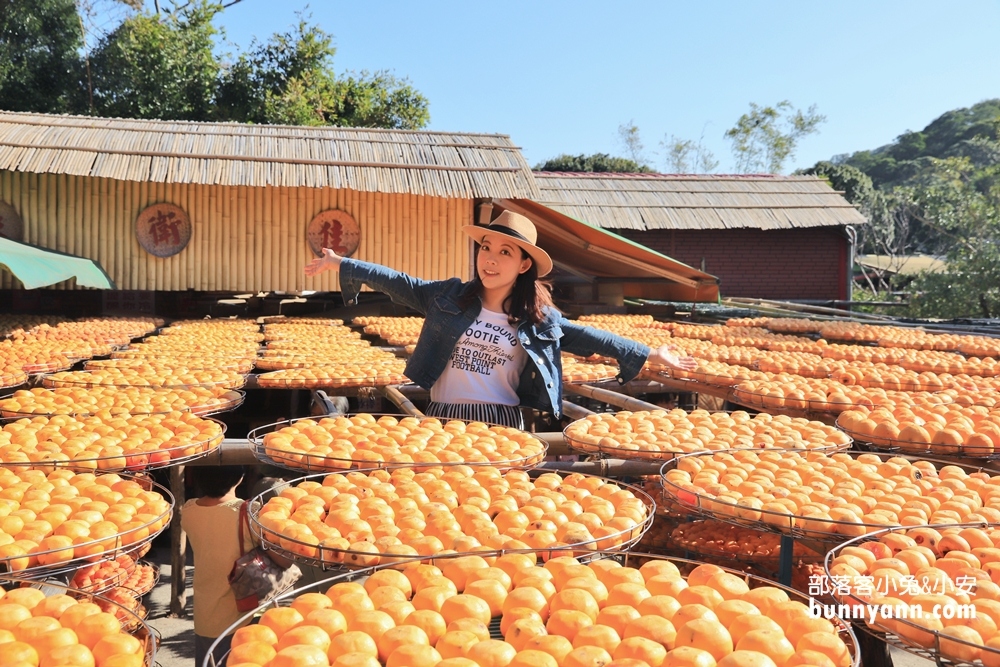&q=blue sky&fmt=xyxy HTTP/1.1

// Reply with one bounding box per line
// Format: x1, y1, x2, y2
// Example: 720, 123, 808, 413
163, 1, 1000, 172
